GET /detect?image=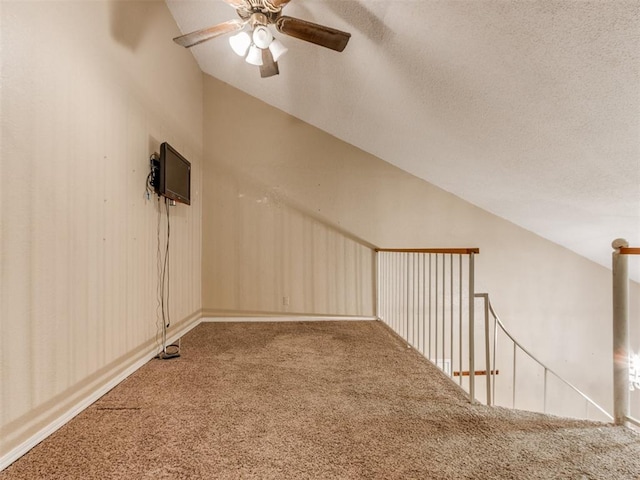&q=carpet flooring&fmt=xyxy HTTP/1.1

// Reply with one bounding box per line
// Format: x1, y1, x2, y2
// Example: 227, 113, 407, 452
2, 321, 639, 479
